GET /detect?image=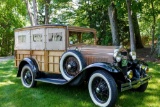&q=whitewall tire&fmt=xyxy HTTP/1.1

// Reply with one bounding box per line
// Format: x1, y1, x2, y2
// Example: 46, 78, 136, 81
21, 64, 37, 88
88, 70, 118, 107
